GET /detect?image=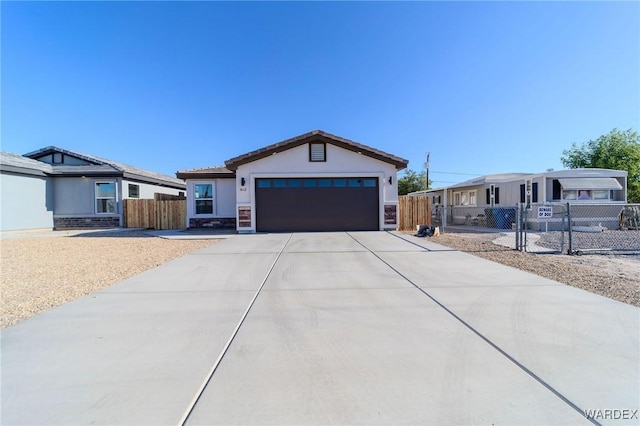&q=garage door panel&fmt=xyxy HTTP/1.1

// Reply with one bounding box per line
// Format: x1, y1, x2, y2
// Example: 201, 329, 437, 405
256, 178, 379, 232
